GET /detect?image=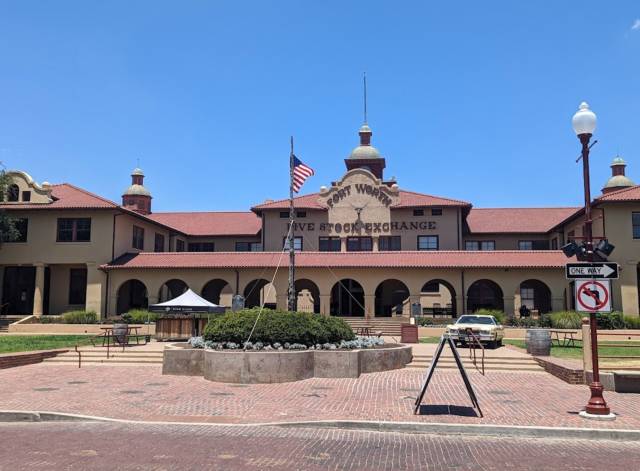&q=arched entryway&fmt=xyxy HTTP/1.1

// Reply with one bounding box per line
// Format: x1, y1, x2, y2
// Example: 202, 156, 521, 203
295, 279, 320, 313
158, 279, 188, 303
375, 279, 409, 317
421, 279, 457, 317
467, 279, 504, 312
244, 279, 276, 309
201, 279, 233, 307
116, 279, 148, 314
330, 279, 364, 317
518, 279, 552, 314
